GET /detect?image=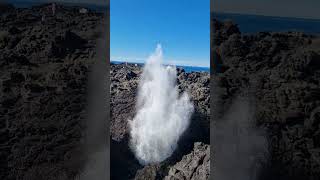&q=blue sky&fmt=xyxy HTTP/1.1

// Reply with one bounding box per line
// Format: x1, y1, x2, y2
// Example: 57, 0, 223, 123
110, 0, 210, 67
